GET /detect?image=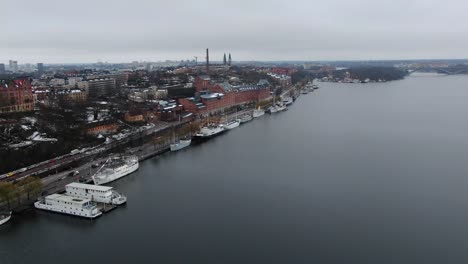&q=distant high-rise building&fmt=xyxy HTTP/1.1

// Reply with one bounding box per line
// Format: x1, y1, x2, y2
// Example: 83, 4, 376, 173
37, 63, 44, 75
9, 60, 18, 72
223, 53, 227, 65
0, 64, 5, 74
228, 54, 232, 66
